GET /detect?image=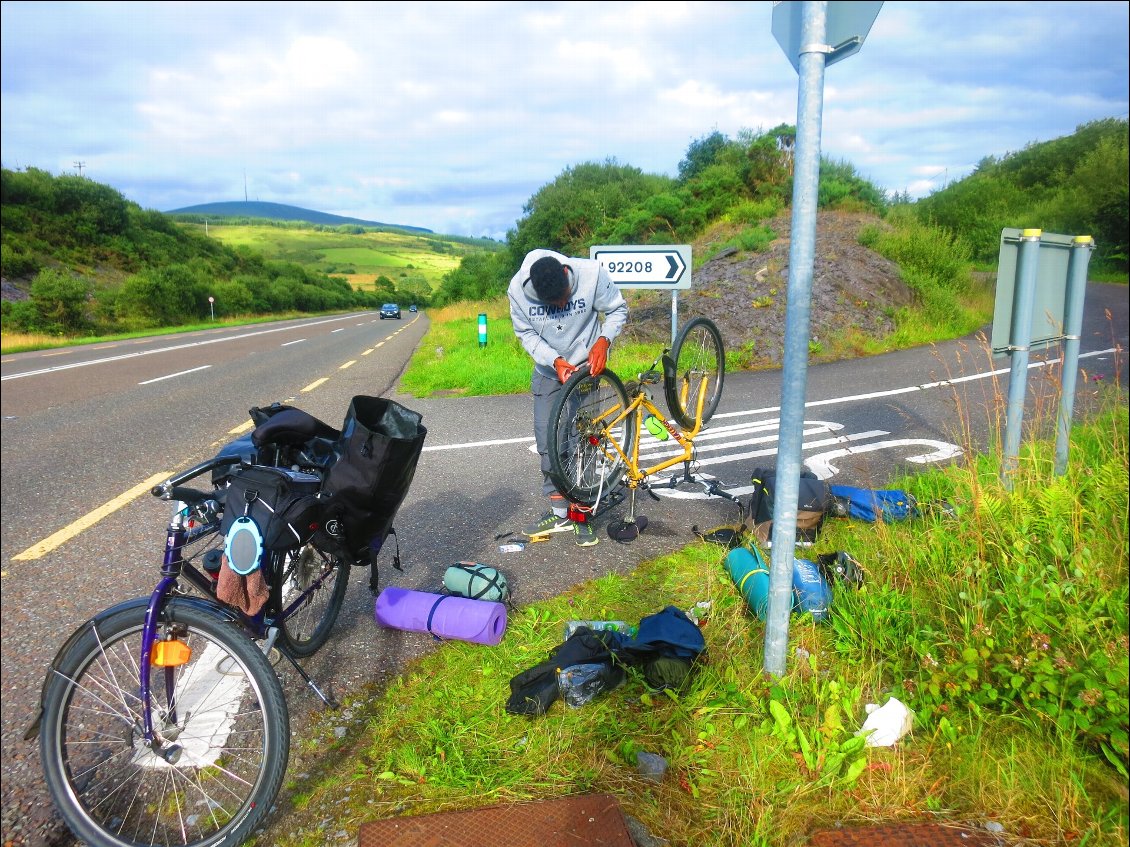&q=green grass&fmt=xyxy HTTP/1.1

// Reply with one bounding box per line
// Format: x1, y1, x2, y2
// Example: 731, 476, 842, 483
399, 300, 666, 398
267, 388, 1128, 847
202, 224, 468, 288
